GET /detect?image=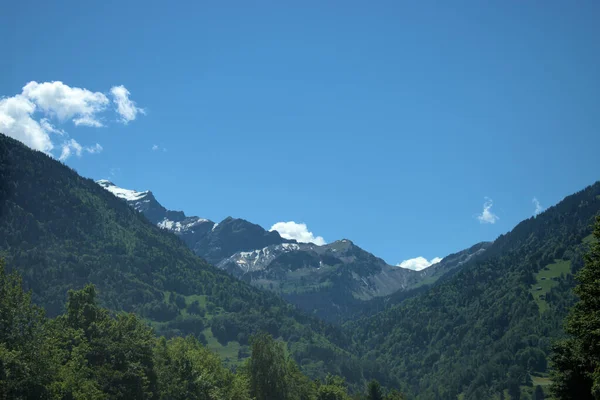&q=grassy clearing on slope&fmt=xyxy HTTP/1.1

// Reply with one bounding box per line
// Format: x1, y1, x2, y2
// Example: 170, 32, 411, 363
185, 294, 207, 307
584, 233, 596, 245
201, 327, 242, 366
530, 259, 571, 314
410, 274, 440, 289
531, 375, 552, 386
